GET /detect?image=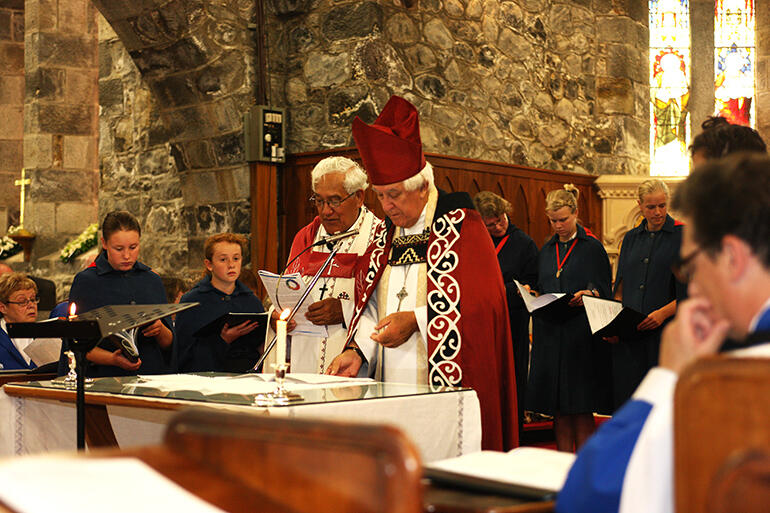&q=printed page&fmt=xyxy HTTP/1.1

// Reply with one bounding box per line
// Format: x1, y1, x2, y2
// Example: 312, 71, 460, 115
0, 457, 227, 513
582, 296, 624, 335
258, 270, 327, 337
514, 280, 566, 313
426, 446, 576, 493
